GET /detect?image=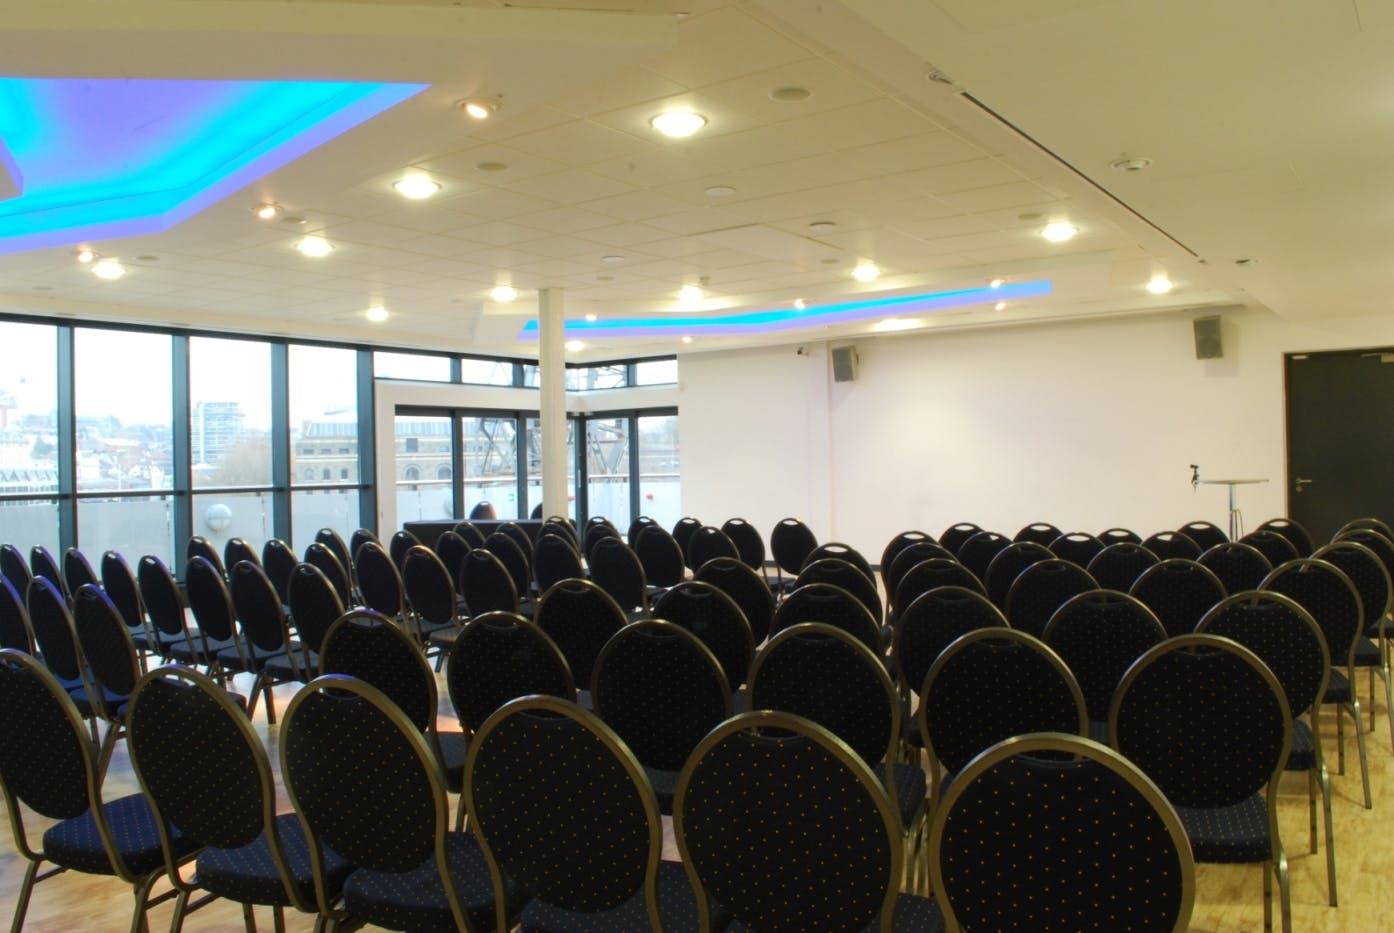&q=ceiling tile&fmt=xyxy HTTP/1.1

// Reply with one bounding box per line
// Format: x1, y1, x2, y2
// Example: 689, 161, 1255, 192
937, 181, 1064, 213
504, 119, 656, 165
502, 169, 636, 204
642, 6, 811, 88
